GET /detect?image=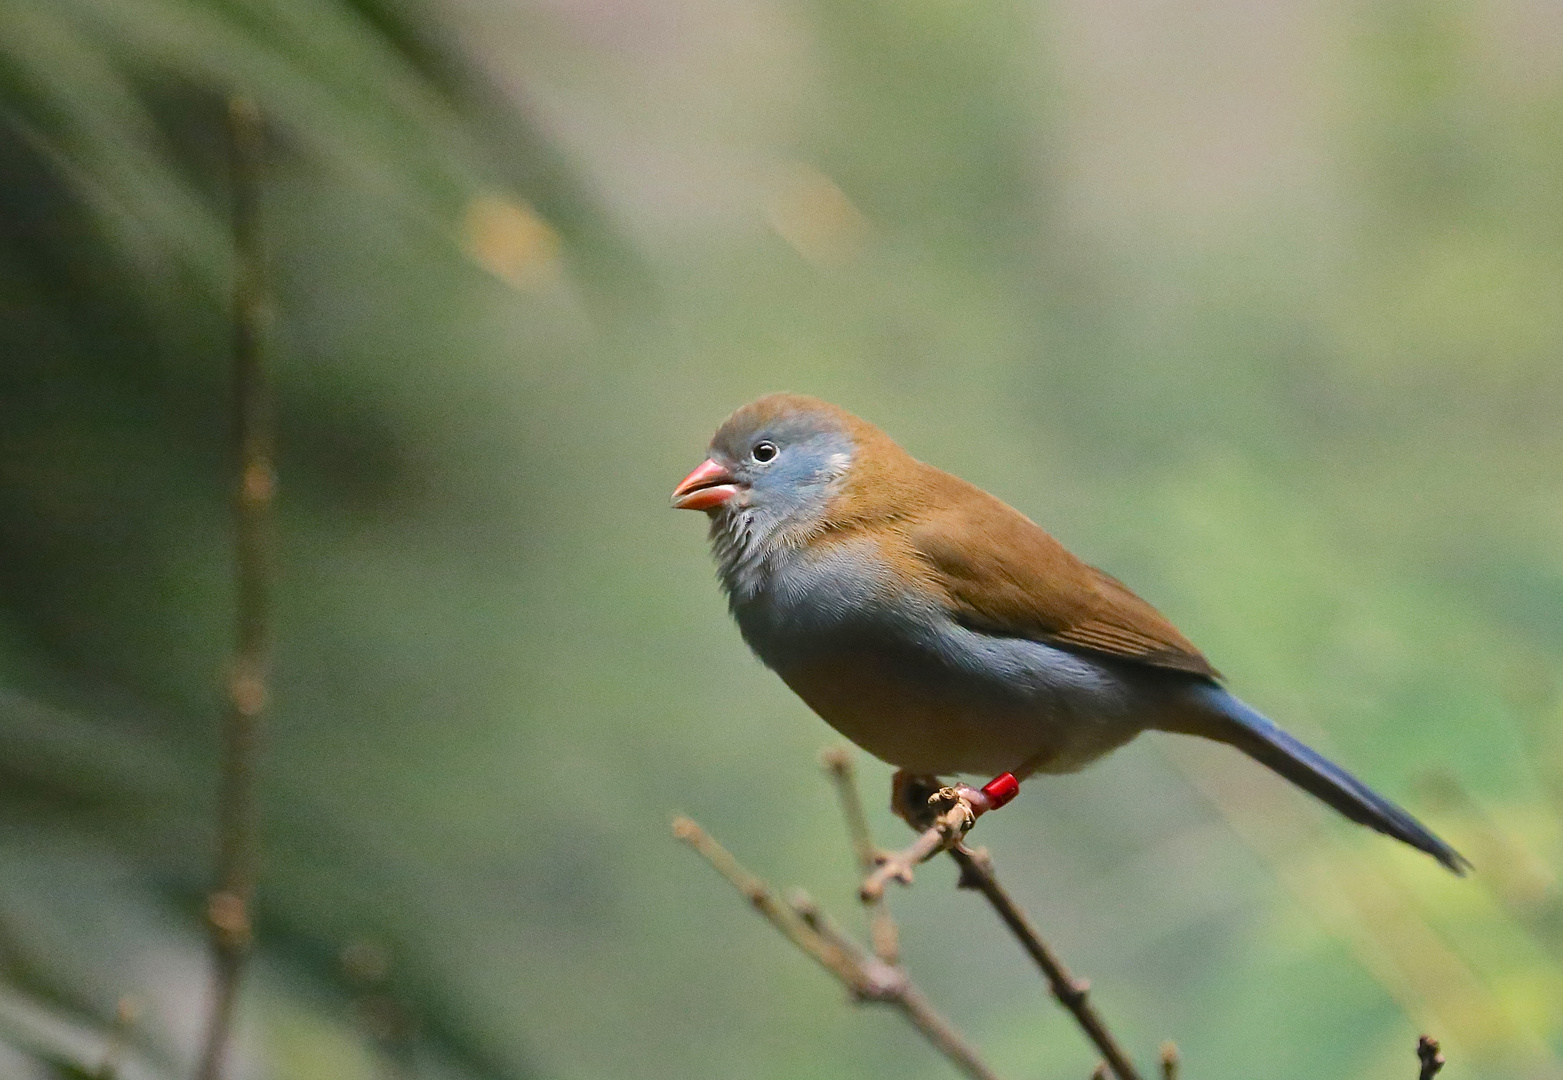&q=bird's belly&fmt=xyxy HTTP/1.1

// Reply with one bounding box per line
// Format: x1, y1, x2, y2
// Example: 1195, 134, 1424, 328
771, 638, 1146, 778
732, 539, 1156, 777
